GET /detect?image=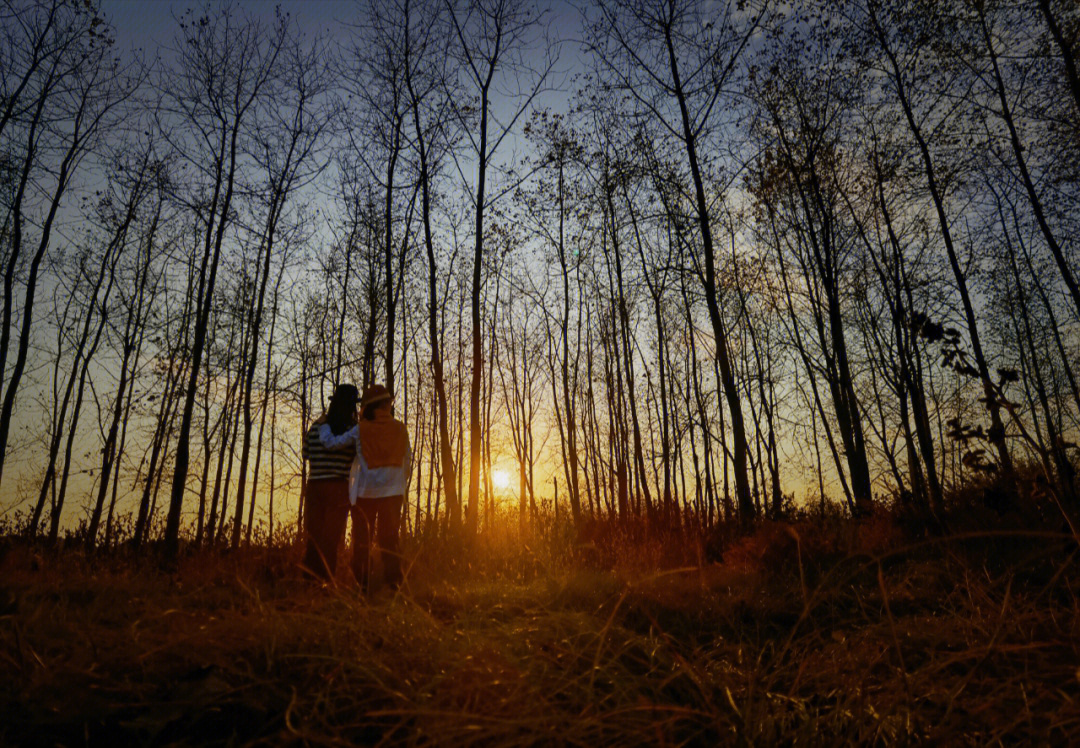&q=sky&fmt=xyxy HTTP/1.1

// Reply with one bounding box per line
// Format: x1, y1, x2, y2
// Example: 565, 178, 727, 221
97, 0, 588, 191
101, 0, 365, 49
98, 0, 588, 62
